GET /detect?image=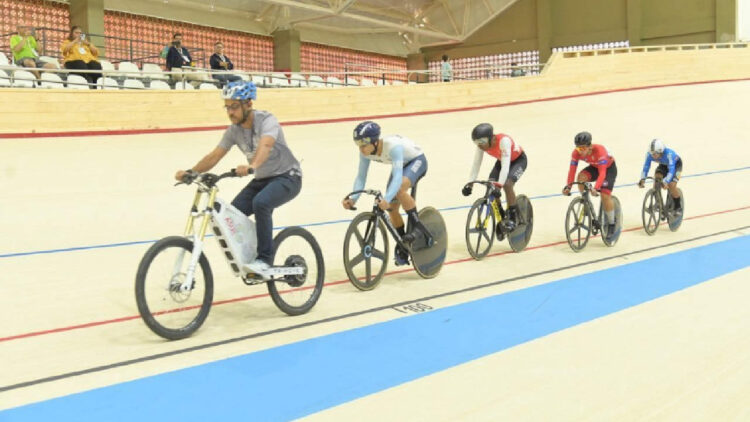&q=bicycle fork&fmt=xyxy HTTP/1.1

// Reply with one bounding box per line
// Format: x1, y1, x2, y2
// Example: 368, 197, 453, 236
179, 188, 217, 293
